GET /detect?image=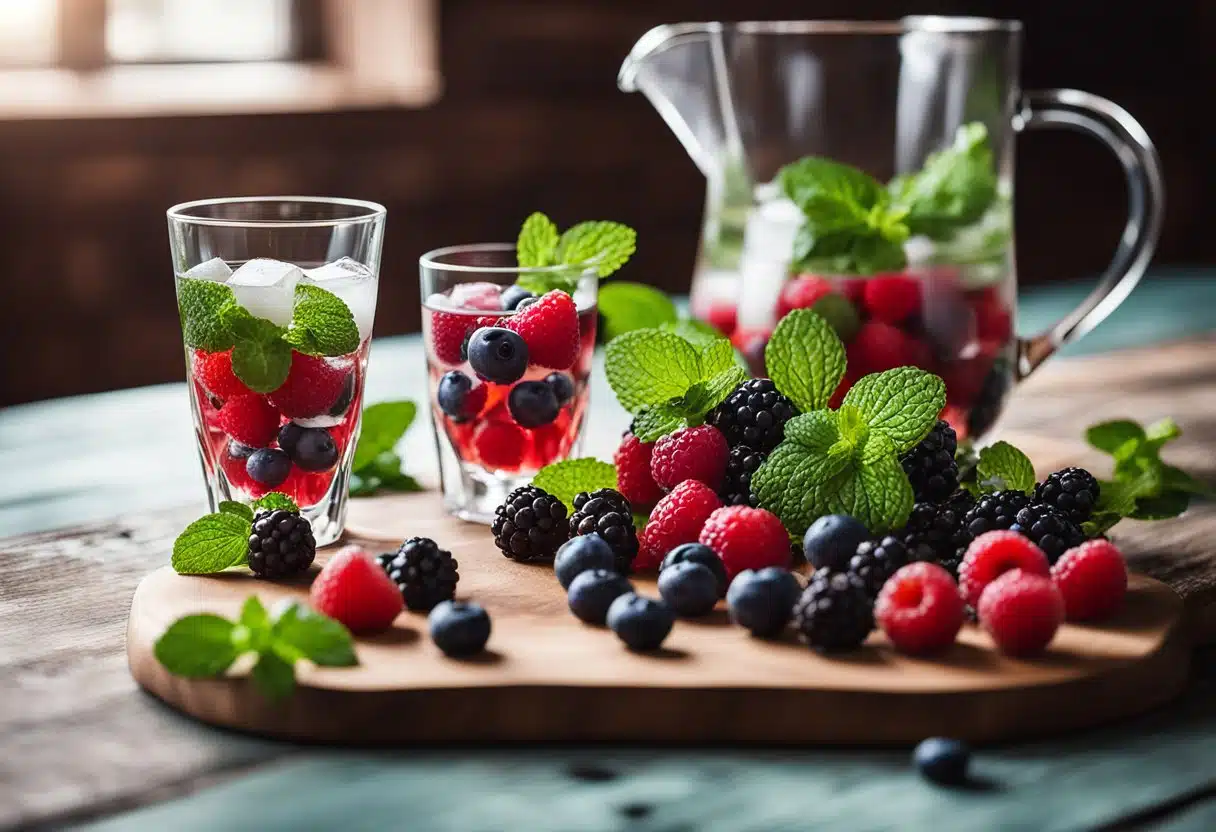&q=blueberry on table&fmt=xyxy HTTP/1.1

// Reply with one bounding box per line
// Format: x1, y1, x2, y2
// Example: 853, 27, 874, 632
288, 427, 338, 472
545, 372, 575, 405
246, 448, 292, 487
607, 594, 674, 651
467, 327, 529, 384
501, 285, 536, 311
508, 380, 560, 428
555, 534, 616, 589
659, 542, 727, 597
567, 569, 634, 625
726, 567, 801, 637
914, 737, 971, 785
437, 370, 480, 422
803, 514, 871, 571
429, 600, 491, 657
658, 561, 719, 617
